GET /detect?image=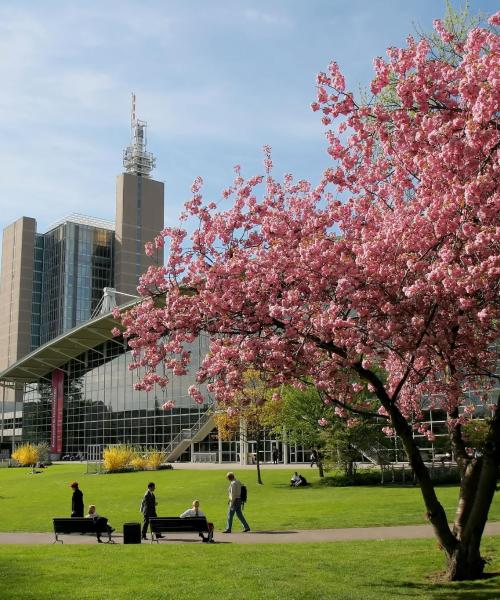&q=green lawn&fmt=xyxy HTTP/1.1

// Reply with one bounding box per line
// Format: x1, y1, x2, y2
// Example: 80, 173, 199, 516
1, 538, 500, 600
0, 464, 499, 532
